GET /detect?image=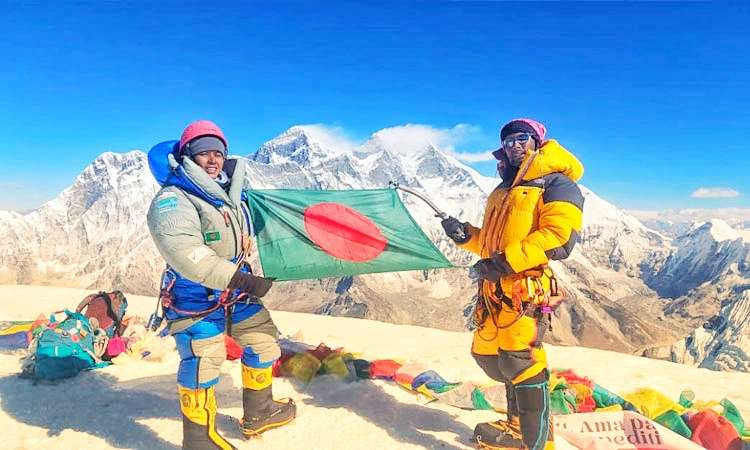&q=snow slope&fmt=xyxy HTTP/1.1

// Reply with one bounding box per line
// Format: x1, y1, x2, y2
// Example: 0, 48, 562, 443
1, 285, 749, 450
